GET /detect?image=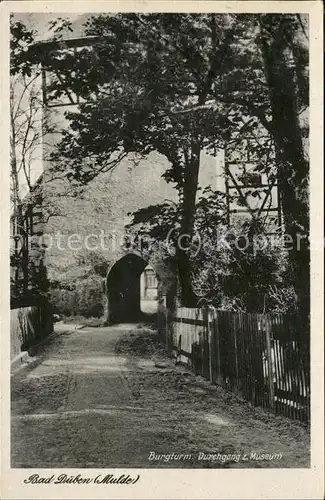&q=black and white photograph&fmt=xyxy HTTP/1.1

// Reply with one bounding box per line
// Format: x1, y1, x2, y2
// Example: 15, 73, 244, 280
1, 1, 324, 498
